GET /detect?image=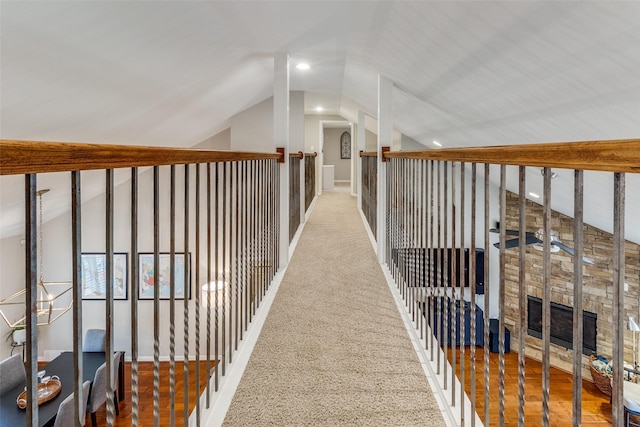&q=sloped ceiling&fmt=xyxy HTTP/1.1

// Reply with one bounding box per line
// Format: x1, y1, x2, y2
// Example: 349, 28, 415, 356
1, 1, 639, 241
